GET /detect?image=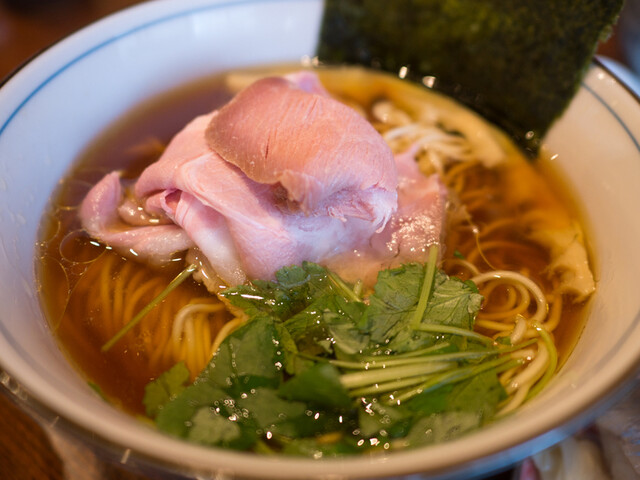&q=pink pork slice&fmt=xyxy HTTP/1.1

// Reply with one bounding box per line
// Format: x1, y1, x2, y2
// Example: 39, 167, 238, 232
324, 149, 447, 285
79, 171, 194, 264
80, 72, 406, 286
205, 73, 397, 229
